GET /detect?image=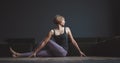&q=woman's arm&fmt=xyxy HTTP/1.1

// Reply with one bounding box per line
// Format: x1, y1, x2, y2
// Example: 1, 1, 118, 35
66, 27, 86, 57
29, 30, 54, 57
